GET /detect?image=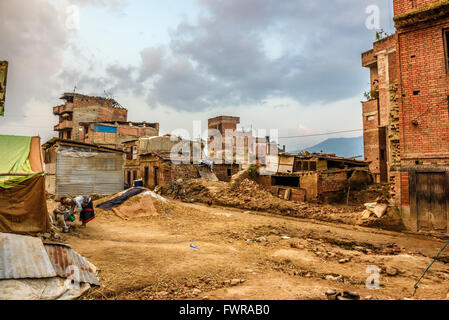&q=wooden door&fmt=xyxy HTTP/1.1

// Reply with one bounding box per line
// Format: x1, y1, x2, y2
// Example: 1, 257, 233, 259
415, 172, 447, 232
